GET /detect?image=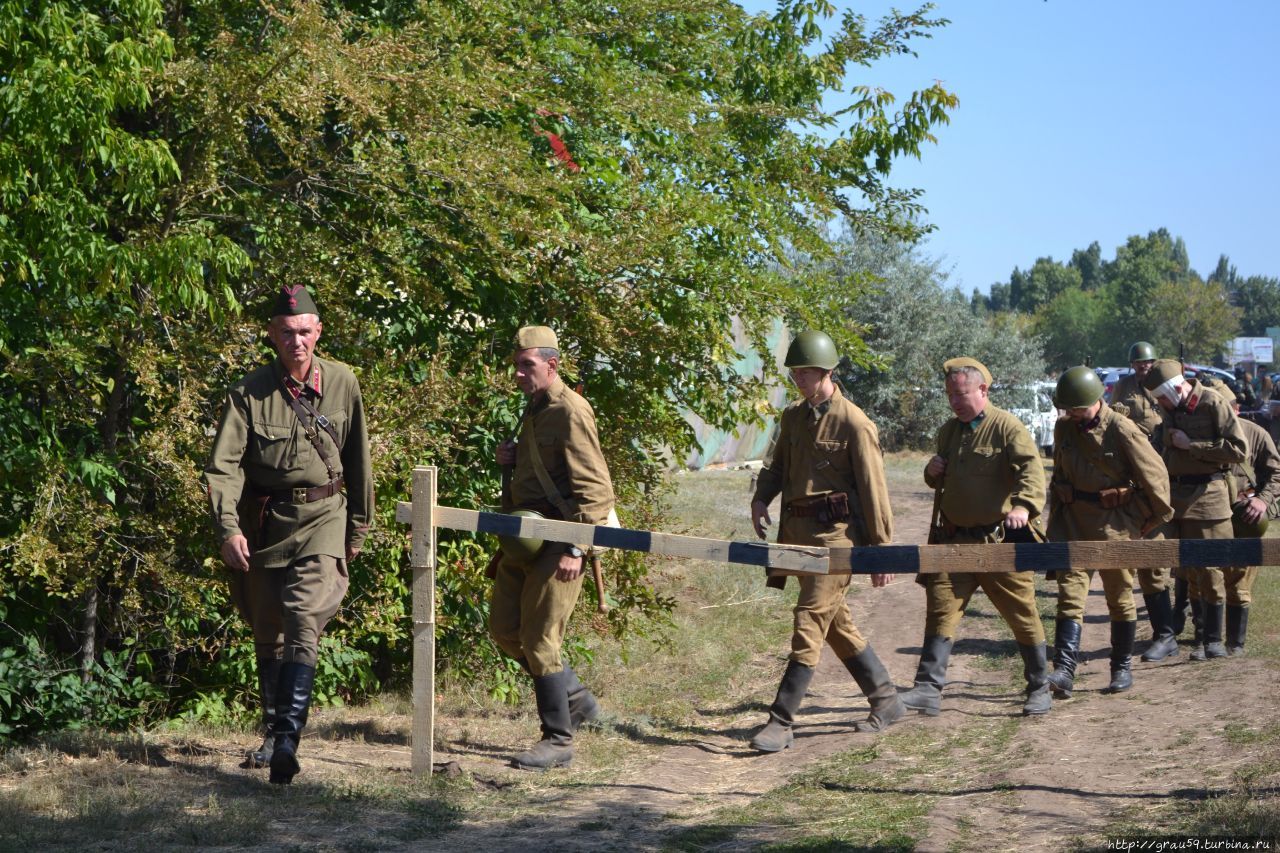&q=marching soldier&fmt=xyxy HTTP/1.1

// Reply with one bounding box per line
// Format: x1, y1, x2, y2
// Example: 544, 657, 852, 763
1109, 341, 1182, 656
491, 326, 614, 770
1142, 359, 1247, 660
205, 283, 374, 785
1045, 367, 1173, 697
899, 358, 1053, 717
1189, 389, 1280, 656
748, 331, 900, 752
